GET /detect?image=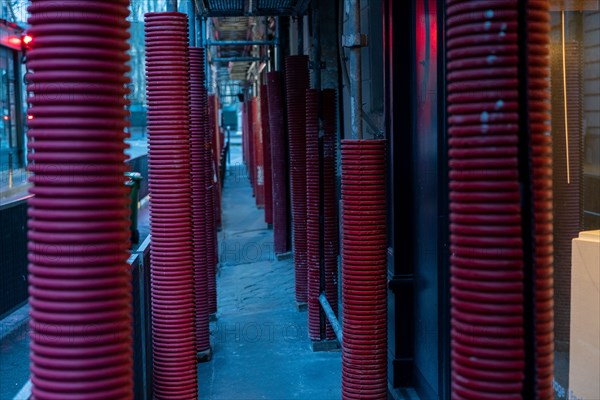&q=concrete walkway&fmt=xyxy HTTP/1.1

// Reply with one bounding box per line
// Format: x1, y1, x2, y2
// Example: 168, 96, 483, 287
198, 144, 341, 400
